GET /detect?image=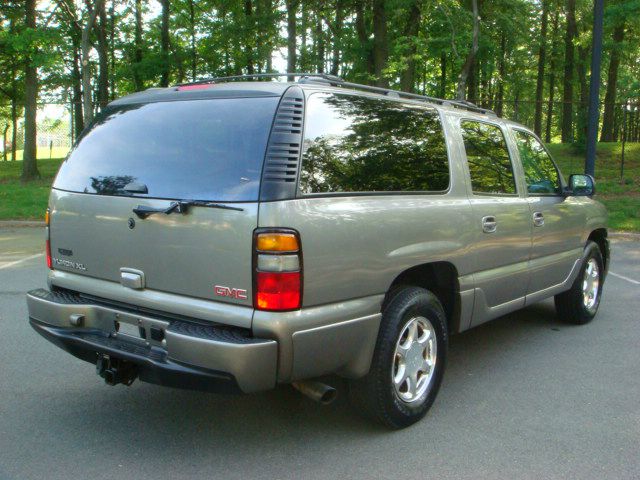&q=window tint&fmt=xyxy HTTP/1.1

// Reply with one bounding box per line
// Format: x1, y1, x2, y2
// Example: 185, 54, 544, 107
54, 97, 279, 201
461, 121, 517, 194
299, 93, 450, 194
513, 130, 561, 194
